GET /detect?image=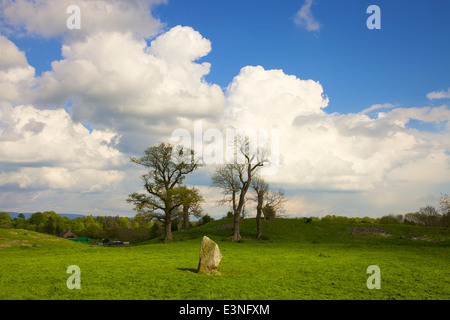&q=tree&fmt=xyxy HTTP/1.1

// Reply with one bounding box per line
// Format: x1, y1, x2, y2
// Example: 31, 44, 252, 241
42, 211, 60, 235
118, 217, 131, 228
440, 194, 450, 214
28, 212, 44, 229
439, 194, 450, 226
177, 186, 204, 230
418, 205, 441, 226
251, 177, 268, 240
72, 219, 86, 237
83, 215, 103, 238
13, 216, 27, 229
211, 136, 268, 241
45, 215, 56, 234
127, 142, 201, 242
0, 212, 12, 228
251, 177, 286, 240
